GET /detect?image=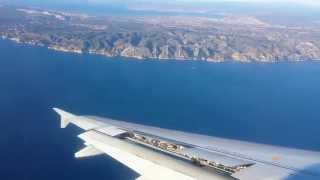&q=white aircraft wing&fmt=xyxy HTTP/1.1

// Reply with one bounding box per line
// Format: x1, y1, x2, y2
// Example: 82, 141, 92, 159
53, 108, 320, 180
78, 130, 195, 180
